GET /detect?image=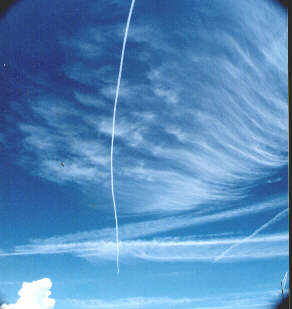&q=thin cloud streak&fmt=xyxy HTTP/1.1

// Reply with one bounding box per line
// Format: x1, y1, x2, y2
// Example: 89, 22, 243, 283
27, 194, 287, 245
281, 271, 289, 292
214, 208, 289, 261
0, 233, 288, 263
58, 289, 279, 309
